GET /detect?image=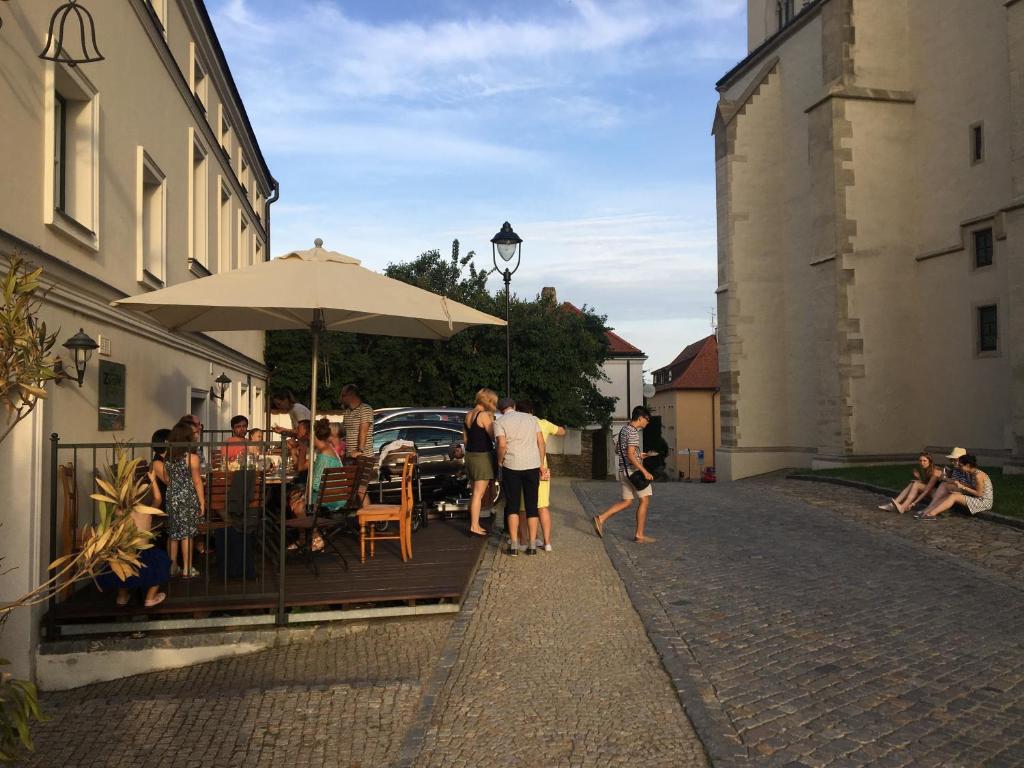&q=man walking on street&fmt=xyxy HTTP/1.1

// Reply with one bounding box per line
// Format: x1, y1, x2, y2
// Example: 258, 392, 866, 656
493, 397, 545, 556
593, 405, 657, 544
